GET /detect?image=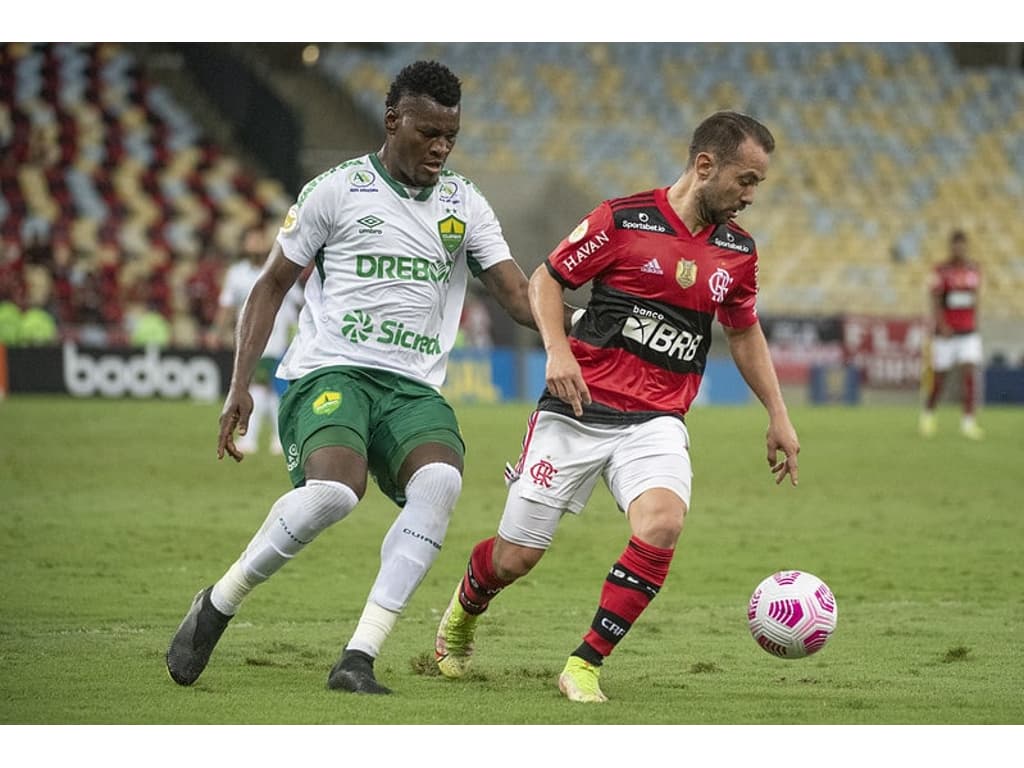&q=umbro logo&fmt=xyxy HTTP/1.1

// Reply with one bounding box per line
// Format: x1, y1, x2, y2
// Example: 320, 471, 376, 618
641, 258, 663, 275
357, 215, 384, 234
